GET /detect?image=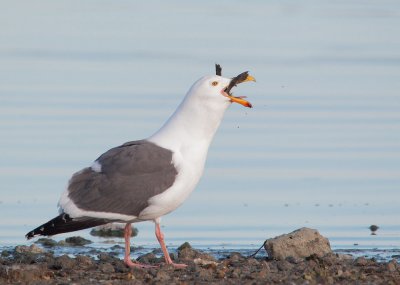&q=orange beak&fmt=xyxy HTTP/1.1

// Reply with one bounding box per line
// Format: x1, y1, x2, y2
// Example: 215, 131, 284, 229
223, 74, 256, 108
229, 96, 253, 108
